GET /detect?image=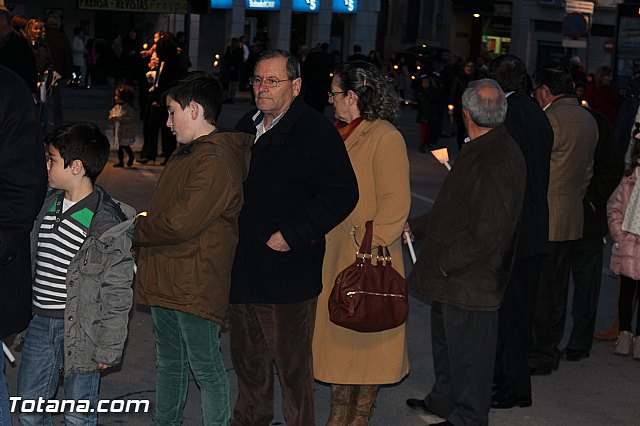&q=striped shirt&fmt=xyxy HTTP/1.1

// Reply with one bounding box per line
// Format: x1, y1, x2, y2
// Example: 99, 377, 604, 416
32, 192, 97, 317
